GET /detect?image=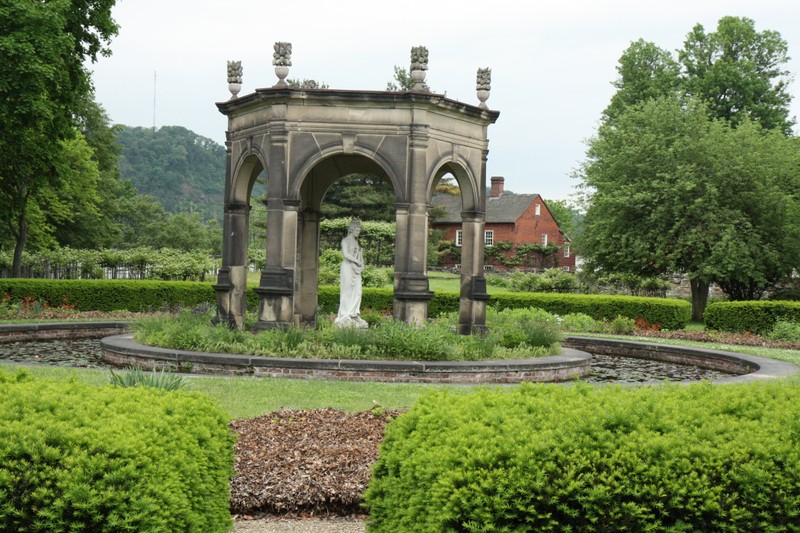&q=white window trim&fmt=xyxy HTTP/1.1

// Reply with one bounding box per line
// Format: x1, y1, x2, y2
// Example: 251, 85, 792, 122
541, 233, 548, 246
455, 230, 463, 247
484, 230, 494, 247
535, 204, 541, 216
564, 245, 570, 258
